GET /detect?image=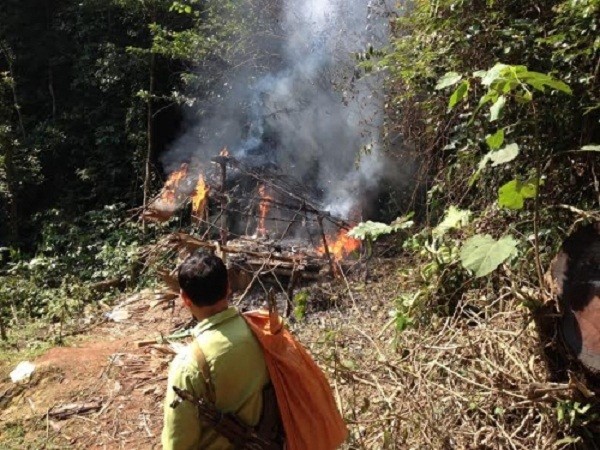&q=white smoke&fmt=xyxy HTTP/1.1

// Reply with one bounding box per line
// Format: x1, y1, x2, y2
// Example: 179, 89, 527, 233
162, 0, 396, 220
